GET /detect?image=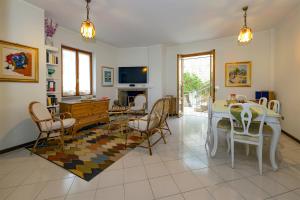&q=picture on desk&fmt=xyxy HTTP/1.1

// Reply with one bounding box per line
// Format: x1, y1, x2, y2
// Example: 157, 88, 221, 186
225, 61, 251, 87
